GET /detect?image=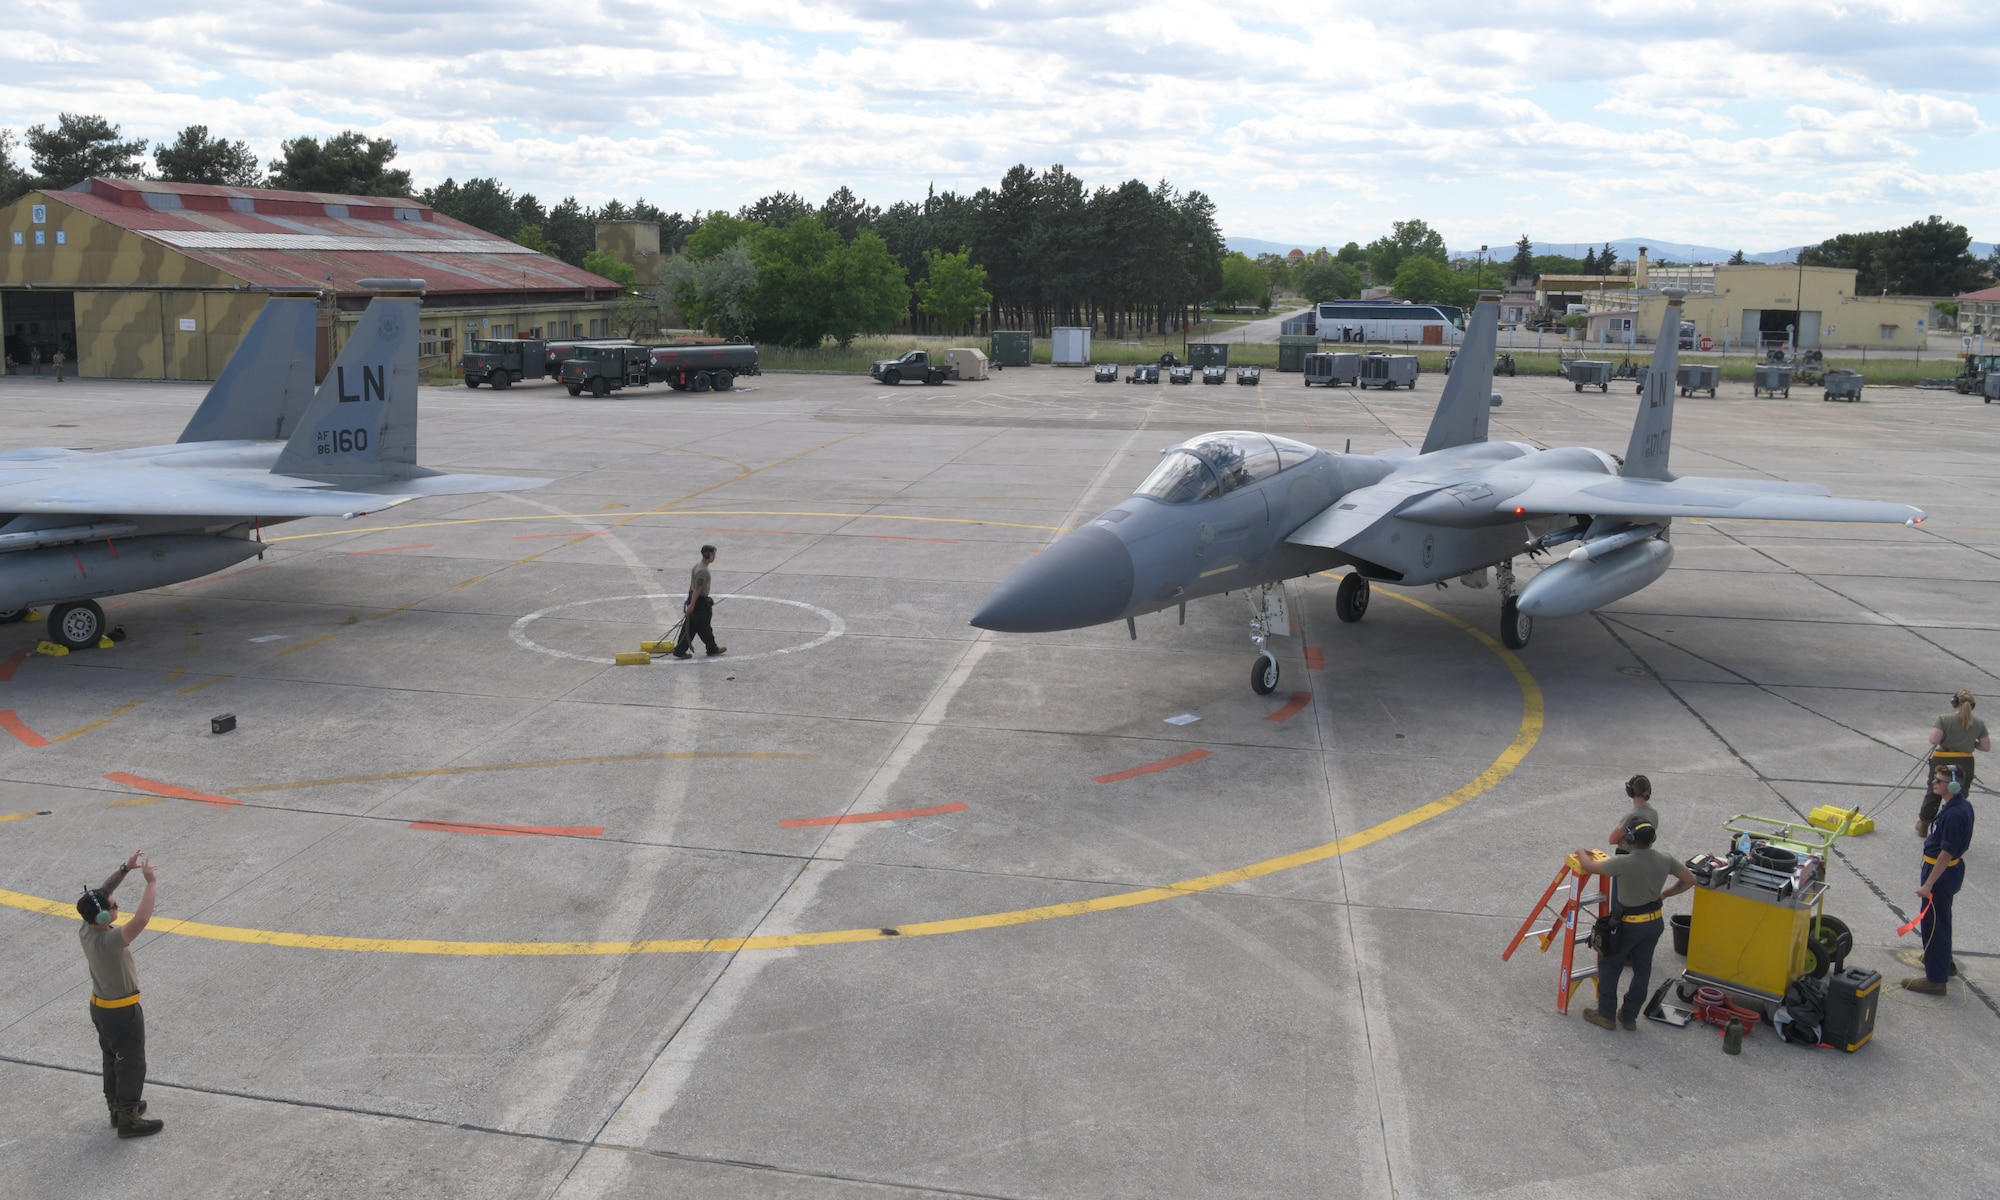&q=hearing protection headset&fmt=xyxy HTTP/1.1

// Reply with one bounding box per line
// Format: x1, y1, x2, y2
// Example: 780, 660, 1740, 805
1625, 774, 1650, 800
78, 887, 114, 925
1944, 765, 1963, 797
